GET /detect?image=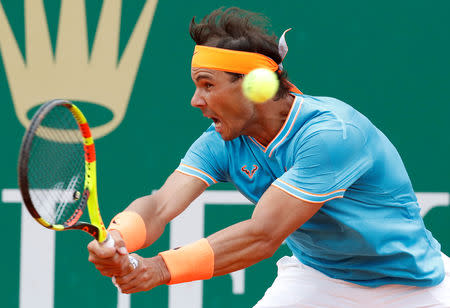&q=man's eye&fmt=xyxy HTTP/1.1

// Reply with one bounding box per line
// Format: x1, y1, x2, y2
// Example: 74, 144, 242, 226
205, 83, 213, 89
